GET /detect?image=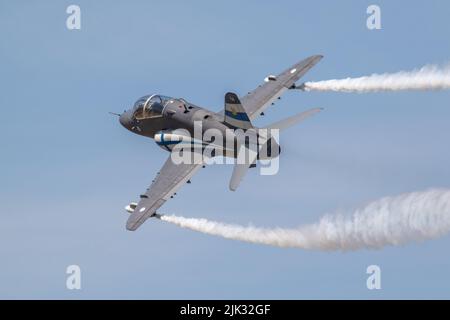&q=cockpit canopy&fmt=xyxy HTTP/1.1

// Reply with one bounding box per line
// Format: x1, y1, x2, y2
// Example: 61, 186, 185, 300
132, 94, 173, 120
